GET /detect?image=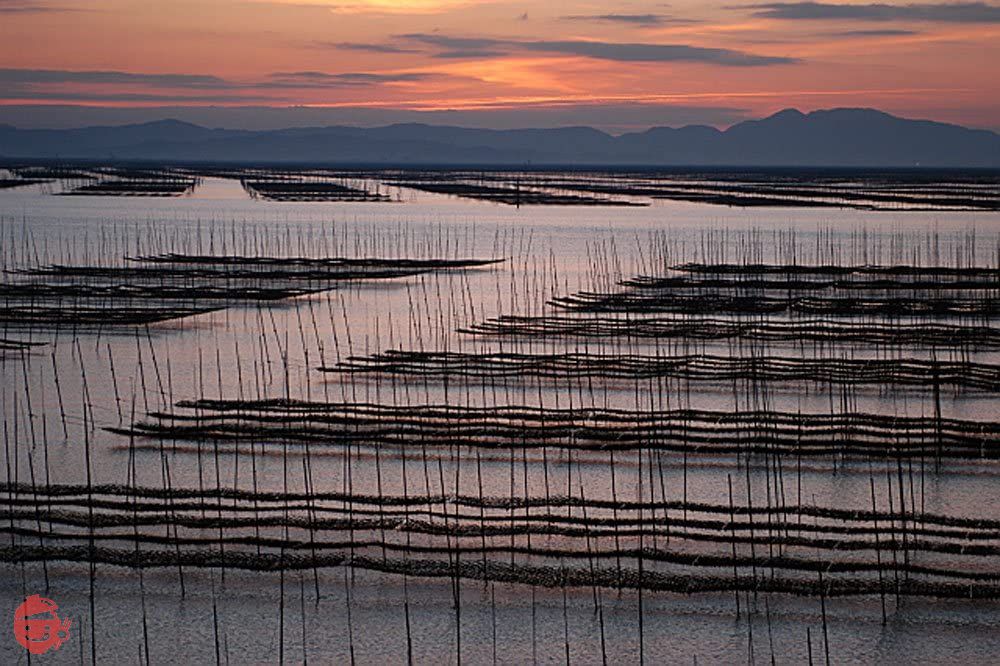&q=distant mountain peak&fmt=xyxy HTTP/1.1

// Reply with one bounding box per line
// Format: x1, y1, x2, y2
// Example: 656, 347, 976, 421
145, 118, 201, 128
768, 108, 807, 120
